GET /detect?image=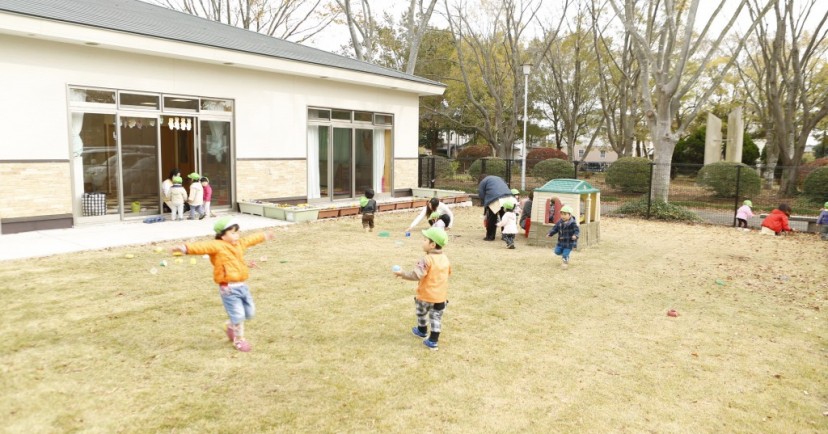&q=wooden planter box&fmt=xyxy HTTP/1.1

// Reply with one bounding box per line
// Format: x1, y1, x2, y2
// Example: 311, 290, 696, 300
412, 199, 428, 208
338, 206, 360, 217
262, 204, 287, 220
317, 208, 339, 219
284, 208, 319, 222
378, 203, 396, 212
238, 201, 265, 216
440, 197, 456, 204
395, 201, 413, 210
